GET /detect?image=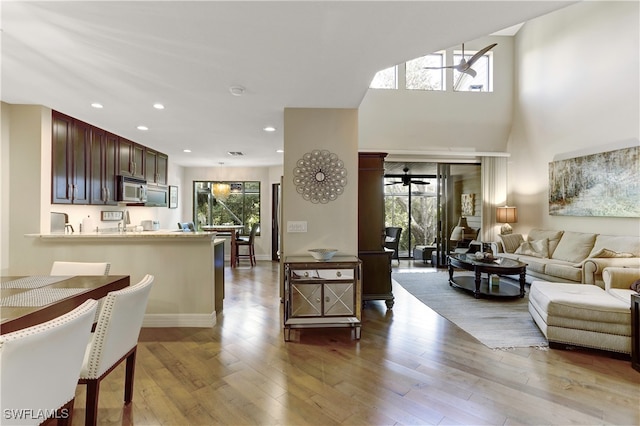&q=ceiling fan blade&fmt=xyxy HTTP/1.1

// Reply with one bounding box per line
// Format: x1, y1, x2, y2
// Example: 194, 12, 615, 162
461, 67, 477, 78
466, 43, 497, 68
